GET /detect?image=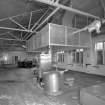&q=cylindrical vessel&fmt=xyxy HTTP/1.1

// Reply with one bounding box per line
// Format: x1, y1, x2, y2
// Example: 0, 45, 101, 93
44, 71, 64, 96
